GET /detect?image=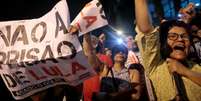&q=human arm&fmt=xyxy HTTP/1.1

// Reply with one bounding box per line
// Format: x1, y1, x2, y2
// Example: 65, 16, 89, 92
135, 0, 154, 33
134, 0, 160, 73
167, 58, 201, 86
179, 3, 196, 23
68, 24, 105, 72
83, 33, 102, 71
